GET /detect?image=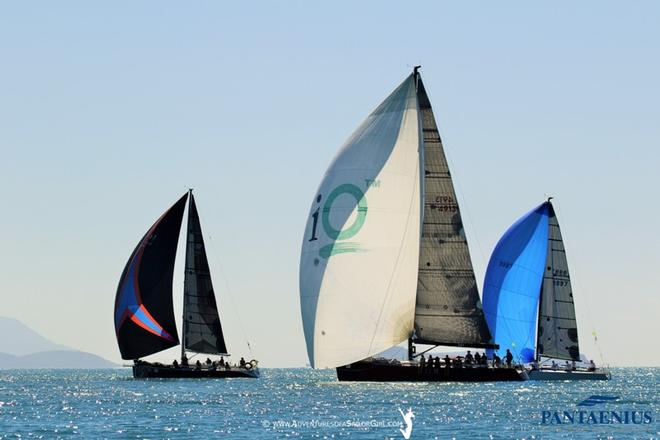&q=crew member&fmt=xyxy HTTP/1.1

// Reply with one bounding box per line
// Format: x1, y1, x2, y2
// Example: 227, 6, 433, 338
504, 349, 513, 368
465, 351, 474, 366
